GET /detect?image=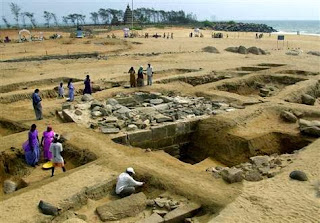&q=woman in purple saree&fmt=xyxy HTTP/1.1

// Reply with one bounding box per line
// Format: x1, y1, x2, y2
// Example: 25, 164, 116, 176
22, 124, 40, 167
41, 126, 54, 161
